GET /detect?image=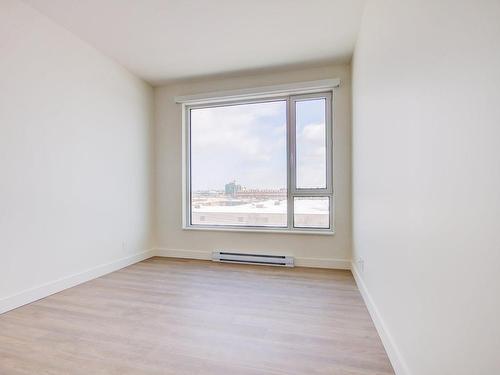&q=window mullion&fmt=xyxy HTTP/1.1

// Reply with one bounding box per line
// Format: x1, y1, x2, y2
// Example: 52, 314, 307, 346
286, 96, 294, 230
289, 96, 298, 195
